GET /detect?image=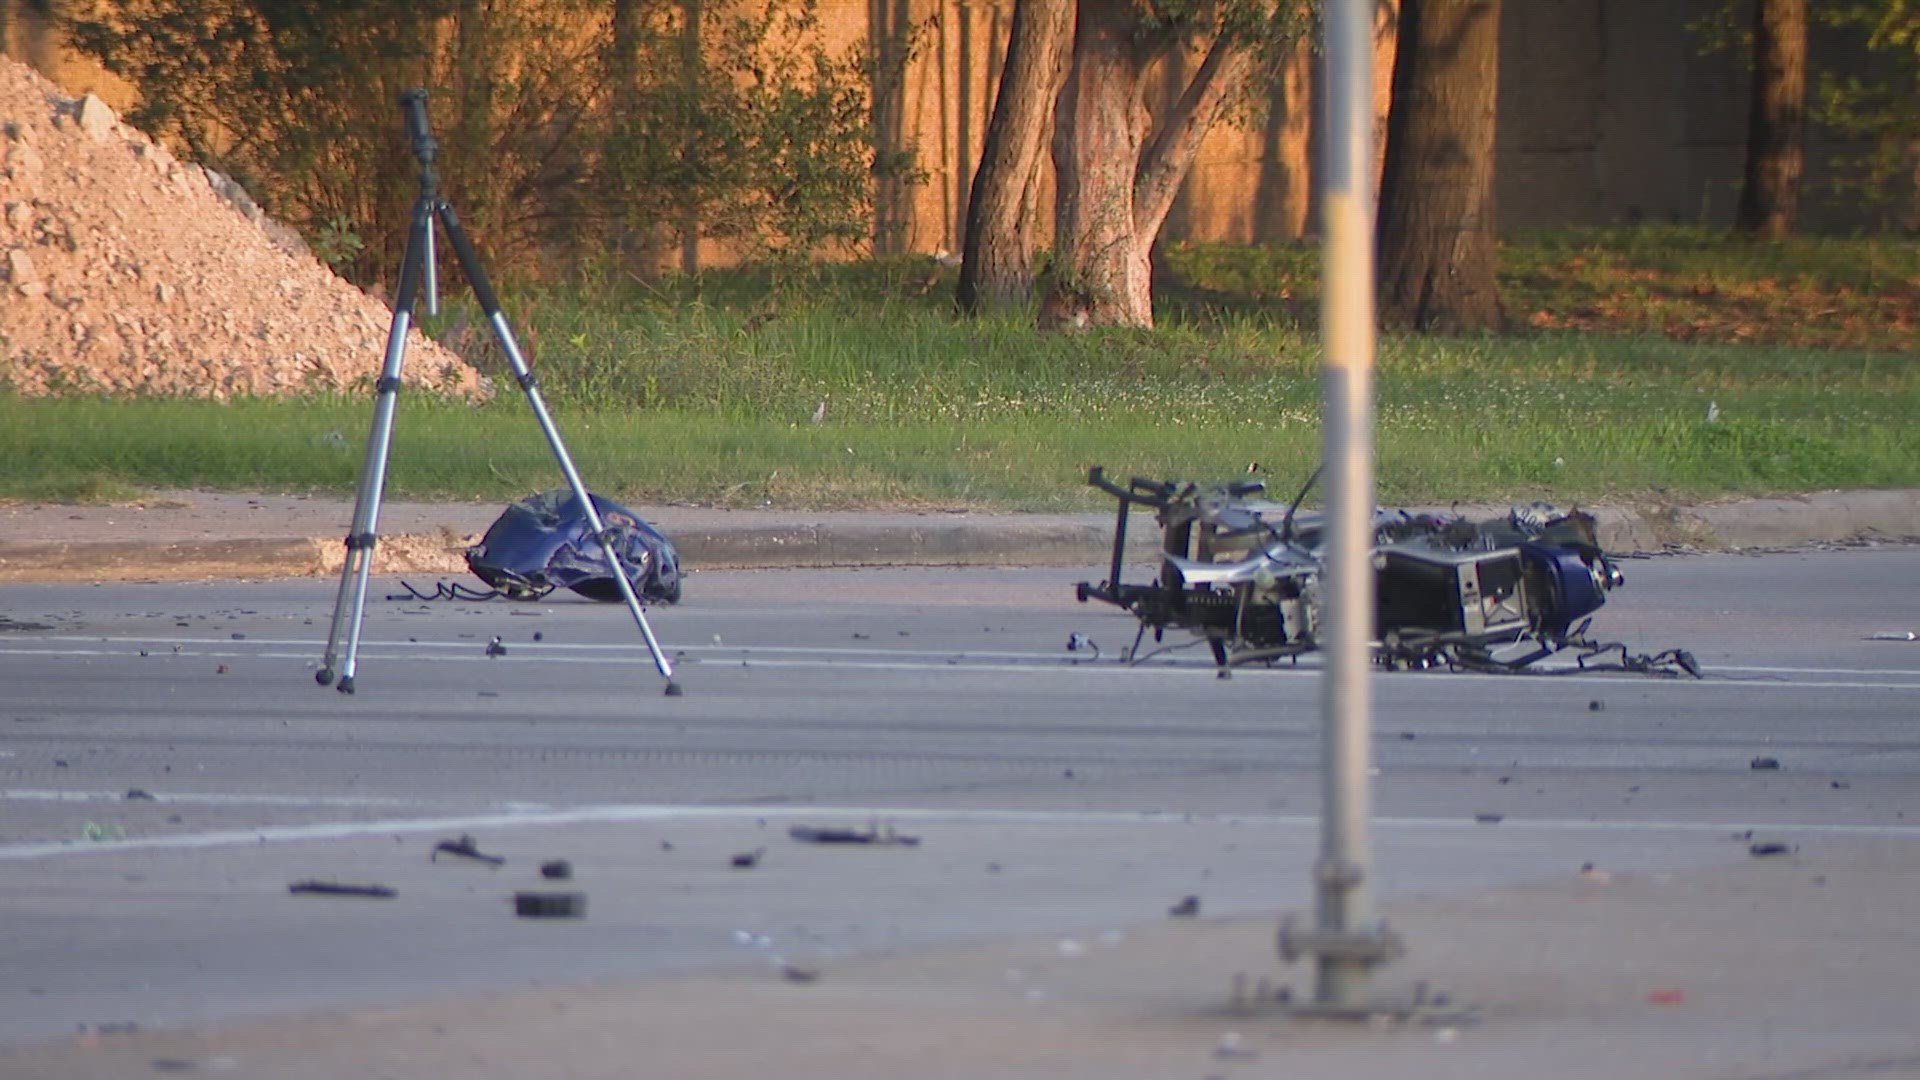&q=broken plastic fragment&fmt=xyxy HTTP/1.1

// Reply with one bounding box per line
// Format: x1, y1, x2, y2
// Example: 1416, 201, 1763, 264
289, 881, 396, 899
432, 834, 505, 866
